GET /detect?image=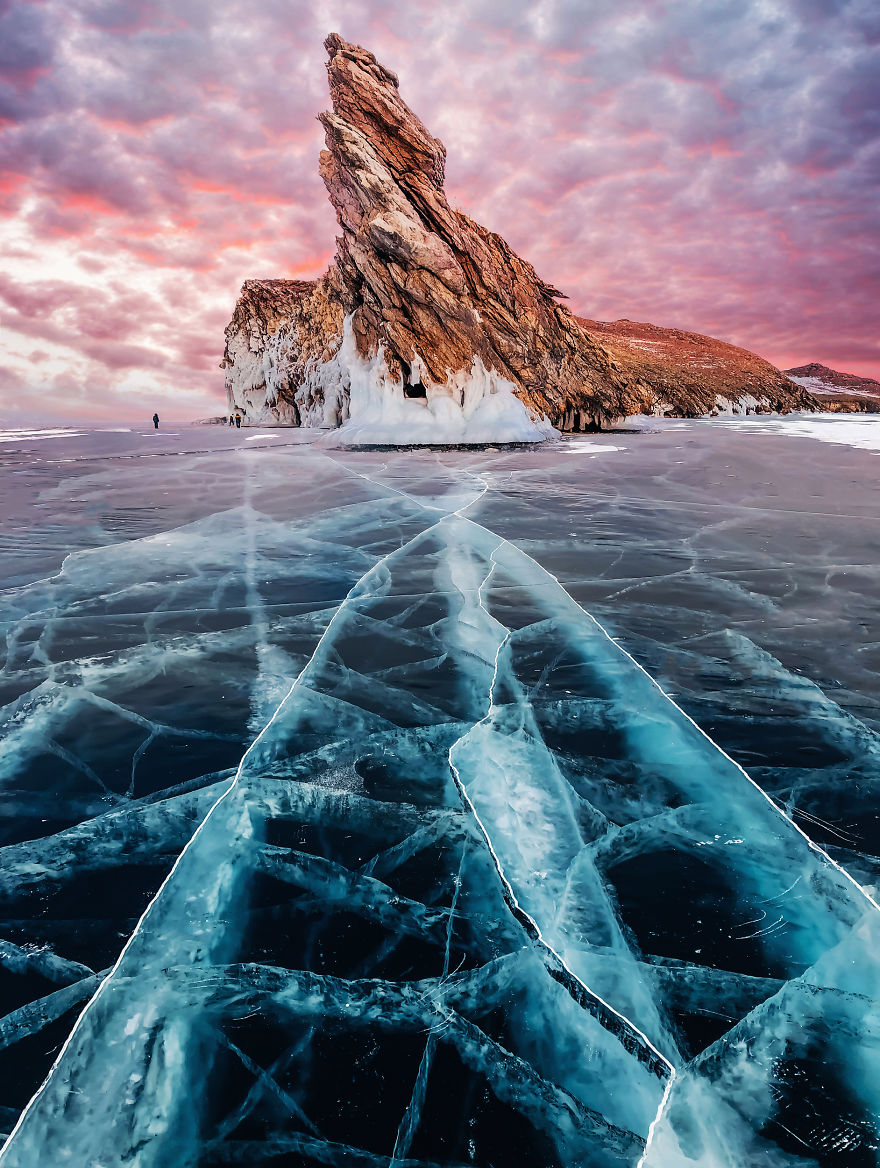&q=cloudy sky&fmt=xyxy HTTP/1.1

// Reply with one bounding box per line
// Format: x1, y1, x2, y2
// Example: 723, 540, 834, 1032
0, 0, 878, 422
